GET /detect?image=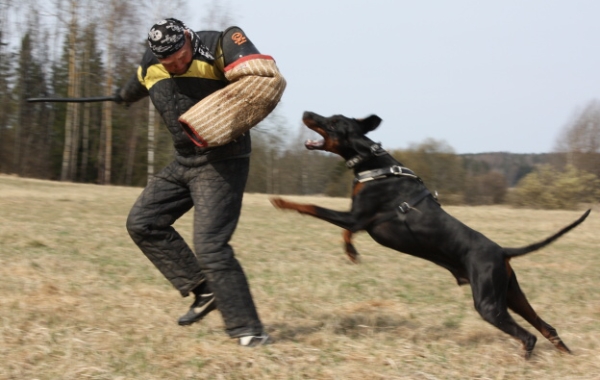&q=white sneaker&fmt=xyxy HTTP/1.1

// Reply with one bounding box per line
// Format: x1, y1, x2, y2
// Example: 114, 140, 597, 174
238, 333, 272, 347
